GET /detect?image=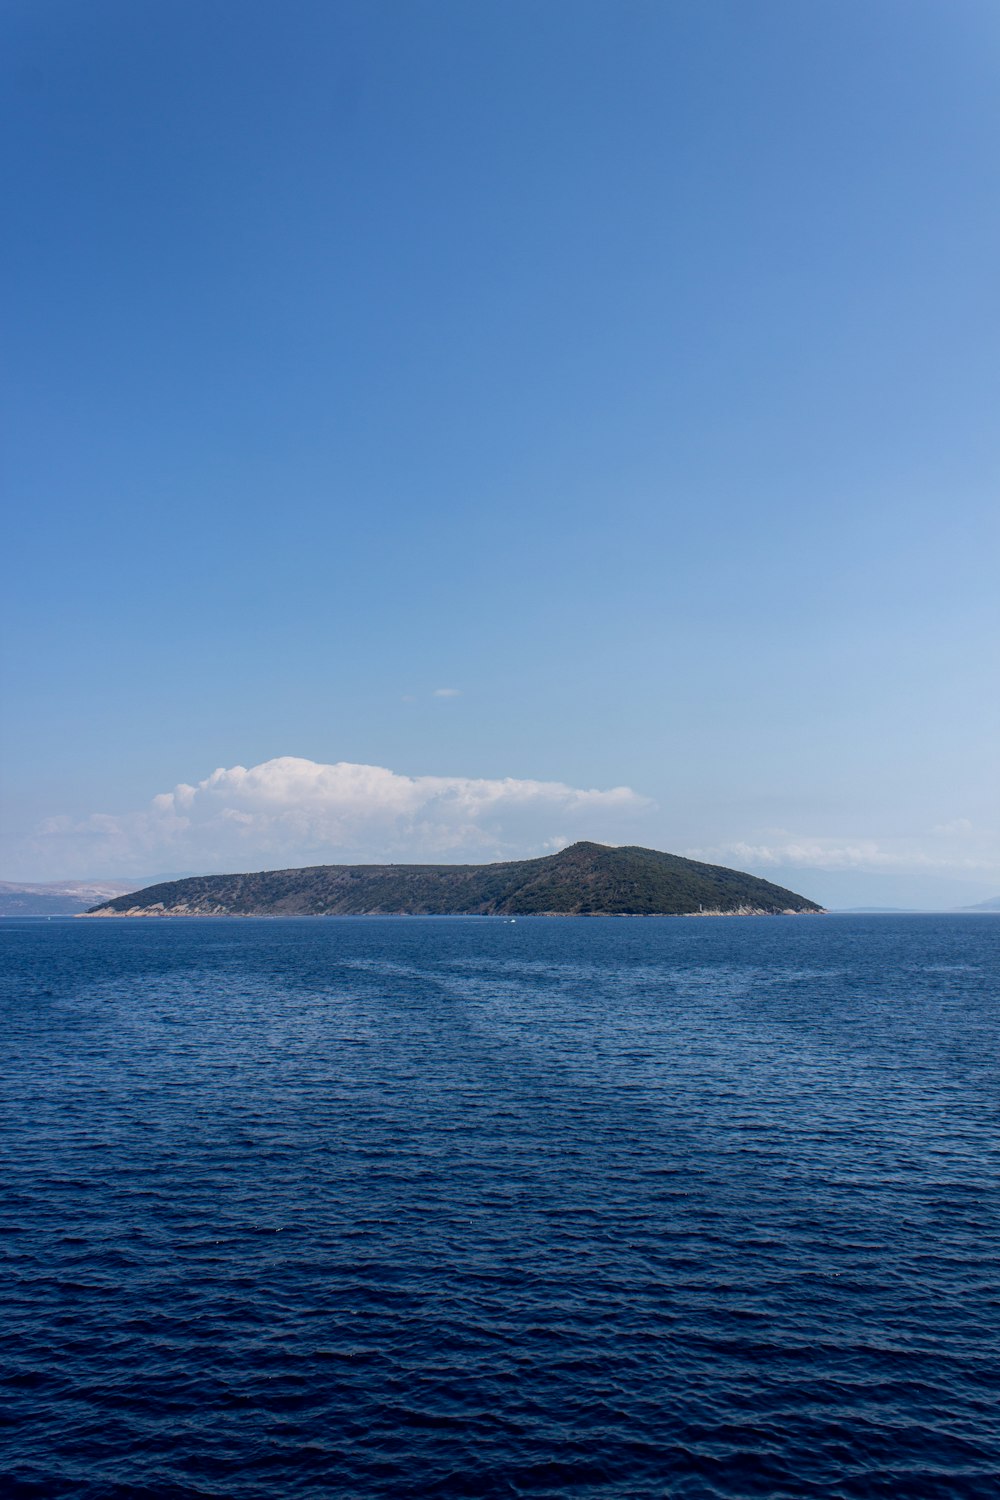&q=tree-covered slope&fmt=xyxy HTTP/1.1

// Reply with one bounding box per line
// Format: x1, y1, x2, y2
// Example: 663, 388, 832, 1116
86, 842, 822, 916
